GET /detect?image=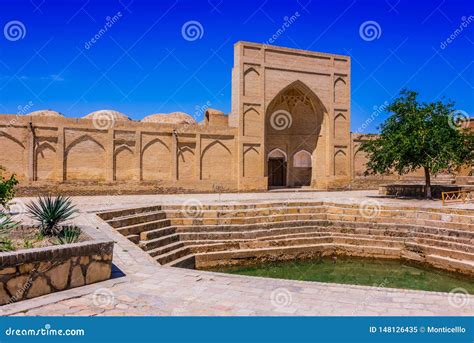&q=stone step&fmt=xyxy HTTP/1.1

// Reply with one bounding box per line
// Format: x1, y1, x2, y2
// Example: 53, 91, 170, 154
199, 235, 471, 260
107, 210, 167, 228
282, 227, 472, 245
173, 224, 472, 244
169, 218, 474, 240
193, 243, 399, 269
116, 218, 171, 236
147, 241, 185, 257
155, 242, 240, 265
140, 226, 176, 241
140, 233, 180, 251
161, 201, 474, 216
155, 246, 192, 265
97, 205, 162, 221
165, 254, 196, 268
162, 205, 473, 223
425, 254, 474, 275
166, 212, 473, 230
174, 228, 472, 252
126, 234, 140, 244
407, 243, 474, 262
